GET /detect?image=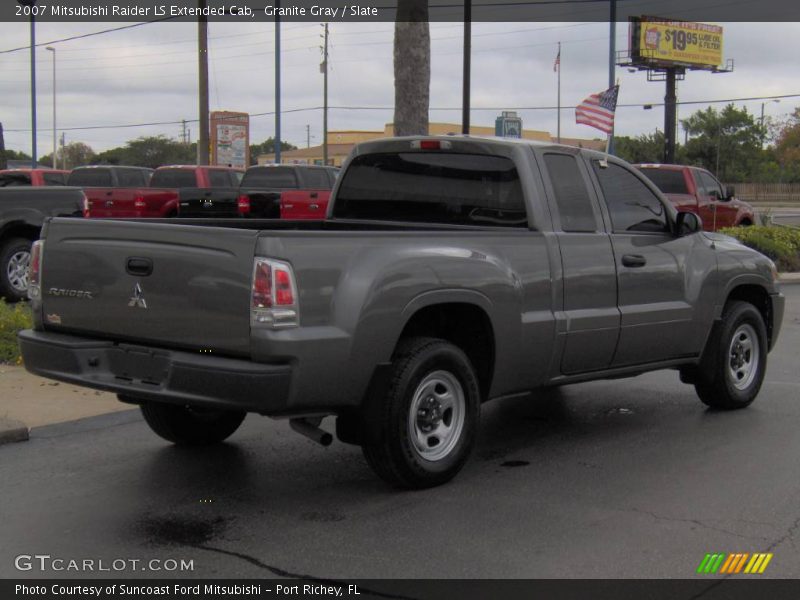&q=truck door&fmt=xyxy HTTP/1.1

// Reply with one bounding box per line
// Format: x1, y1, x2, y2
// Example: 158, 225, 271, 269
540, 151, 619, 374
698, 170, 736, 229
589, 159, 707, 366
